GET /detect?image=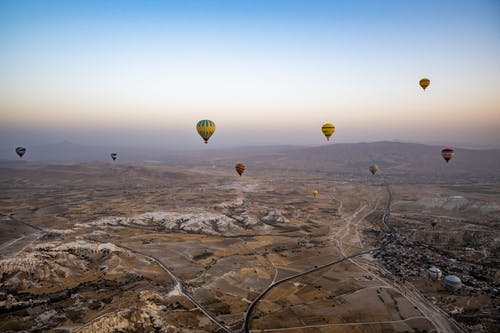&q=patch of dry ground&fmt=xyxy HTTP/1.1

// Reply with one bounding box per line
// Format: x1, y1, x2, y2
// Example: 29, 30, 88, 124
1, 163, 497, 332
